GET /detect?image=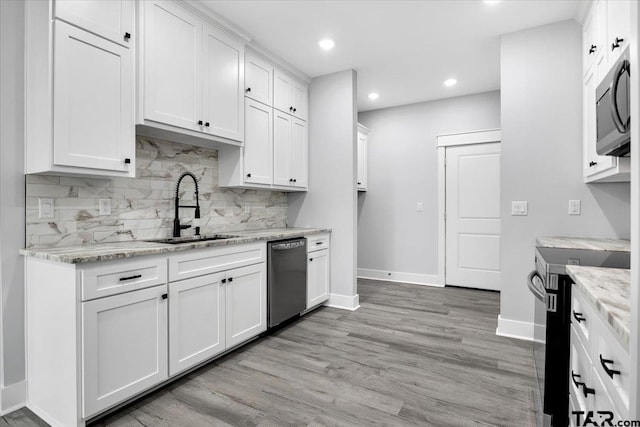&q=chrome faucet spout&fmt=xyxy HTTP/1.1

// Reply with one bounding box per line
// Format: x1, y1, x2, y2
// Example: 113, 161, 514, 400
173, 172, 201, 237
